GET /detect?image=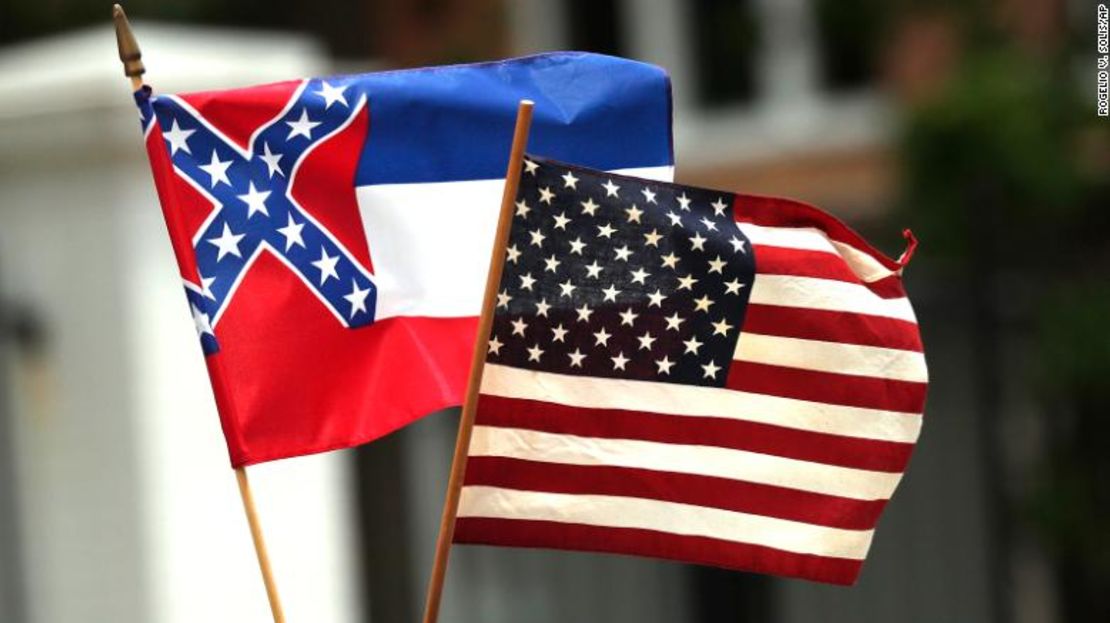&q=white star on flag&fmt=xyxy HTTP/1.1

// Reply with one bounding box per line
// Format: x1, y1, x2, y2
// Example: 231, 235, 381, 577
551, 324, 568, 342
286, 108, 321, 139
312, 248, 340, 284
562, 171, 578, 189
191, 303, 214, 336
199, 150, 233, 188
199, 275, 217, 300
276, 214, 306, 251
619, 308, 638, 326
208, 223, 244, 260
527, 344, 545, 362
581, 198, 600, 216
163, 119, 195, 155
711, 197, 728, 216
260, 142, 284, 178
664, 312, 684, 331
238, 182, 271, 217
511, 317, 528, 336
343, 280, 371, 317
316, 81, 349, 109
701, 360, 721, 379
568, 348, 586, 367
683, 335, 703, 354
488, 336, 503, 355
